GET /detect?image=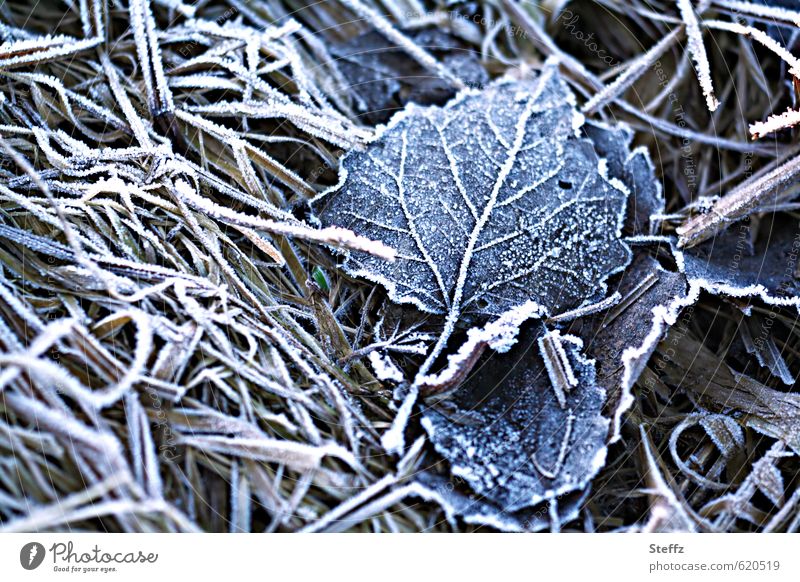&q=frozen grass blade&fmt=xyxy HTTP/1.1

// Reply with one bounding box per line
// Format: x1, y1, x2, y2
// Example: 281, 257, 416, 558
677, 0, 719, 112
